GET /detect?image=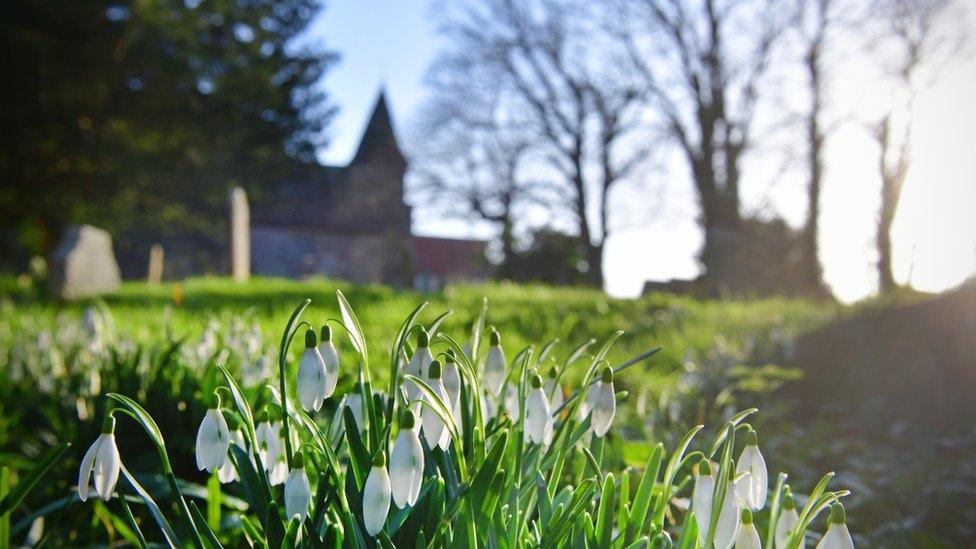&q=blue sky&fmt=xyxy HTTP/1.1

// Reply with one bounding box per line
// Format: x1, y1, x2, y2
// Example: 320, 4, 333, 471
309, 0, 976, 301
